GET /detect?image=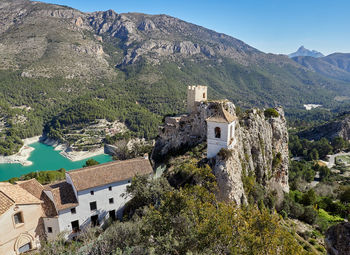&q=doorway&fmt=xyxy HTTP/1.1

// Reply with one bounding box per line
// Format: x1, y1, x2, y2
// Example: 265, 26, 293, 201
71, 220, 80, 233
91, 215, 99, 227
109, 210, 116, 221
